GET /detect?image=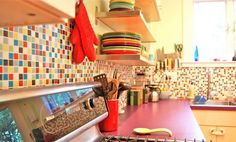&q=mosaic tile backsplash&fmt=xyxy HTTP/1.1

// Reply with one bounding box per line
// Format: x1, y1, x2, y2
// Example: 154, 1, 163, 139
0, 24, 133, 90
0, 23, 235, 99
135, 66, 236, 98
